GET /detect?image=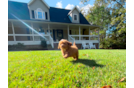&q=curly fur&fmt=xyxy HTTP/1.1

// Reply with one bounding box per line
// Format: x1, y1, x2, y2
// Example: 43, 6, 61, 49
58, 39, 79, 60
